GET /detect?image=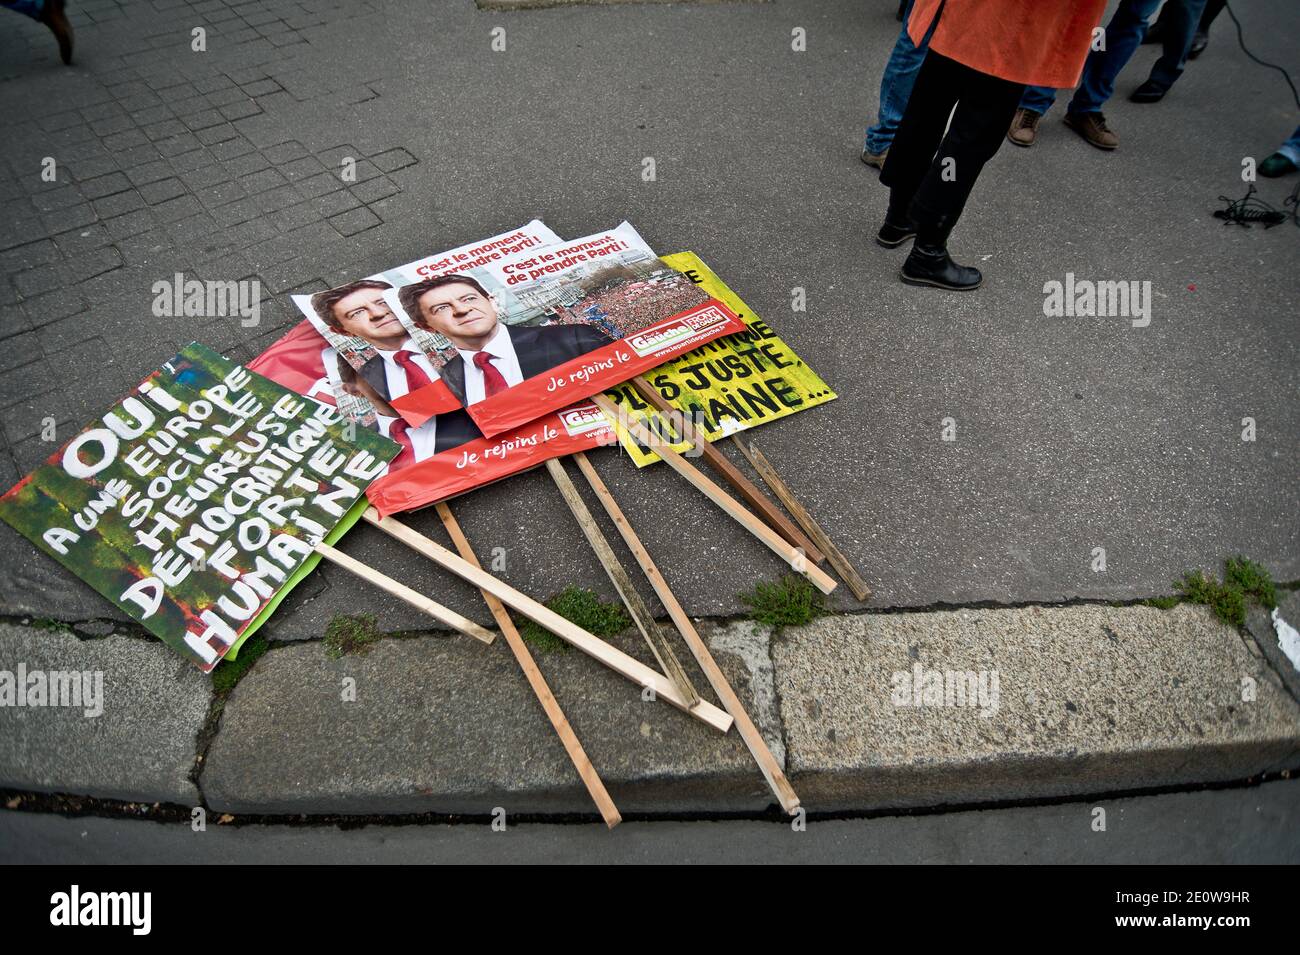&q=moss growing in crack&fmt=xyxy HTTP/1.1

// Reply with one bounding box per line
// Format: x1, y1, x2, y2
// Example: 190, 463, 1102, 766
323, 613, 383, 659
1224, 555, 1277, 611
739, 574, 825, 629
210, 635, 269, 694
519, 587, 630, 653
1142, 595, 1180, 610
1174, 556, 1276, 628
1176, 570, 1246, 627
31, 618, 72, 634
